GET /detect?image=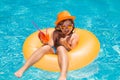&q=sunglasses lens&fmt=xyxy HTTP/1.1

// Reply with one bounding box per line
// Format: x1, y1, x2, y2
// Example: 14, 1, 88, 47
61, 26, 65, 29
68, 25, 72, 29
60, 25, 73, 29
